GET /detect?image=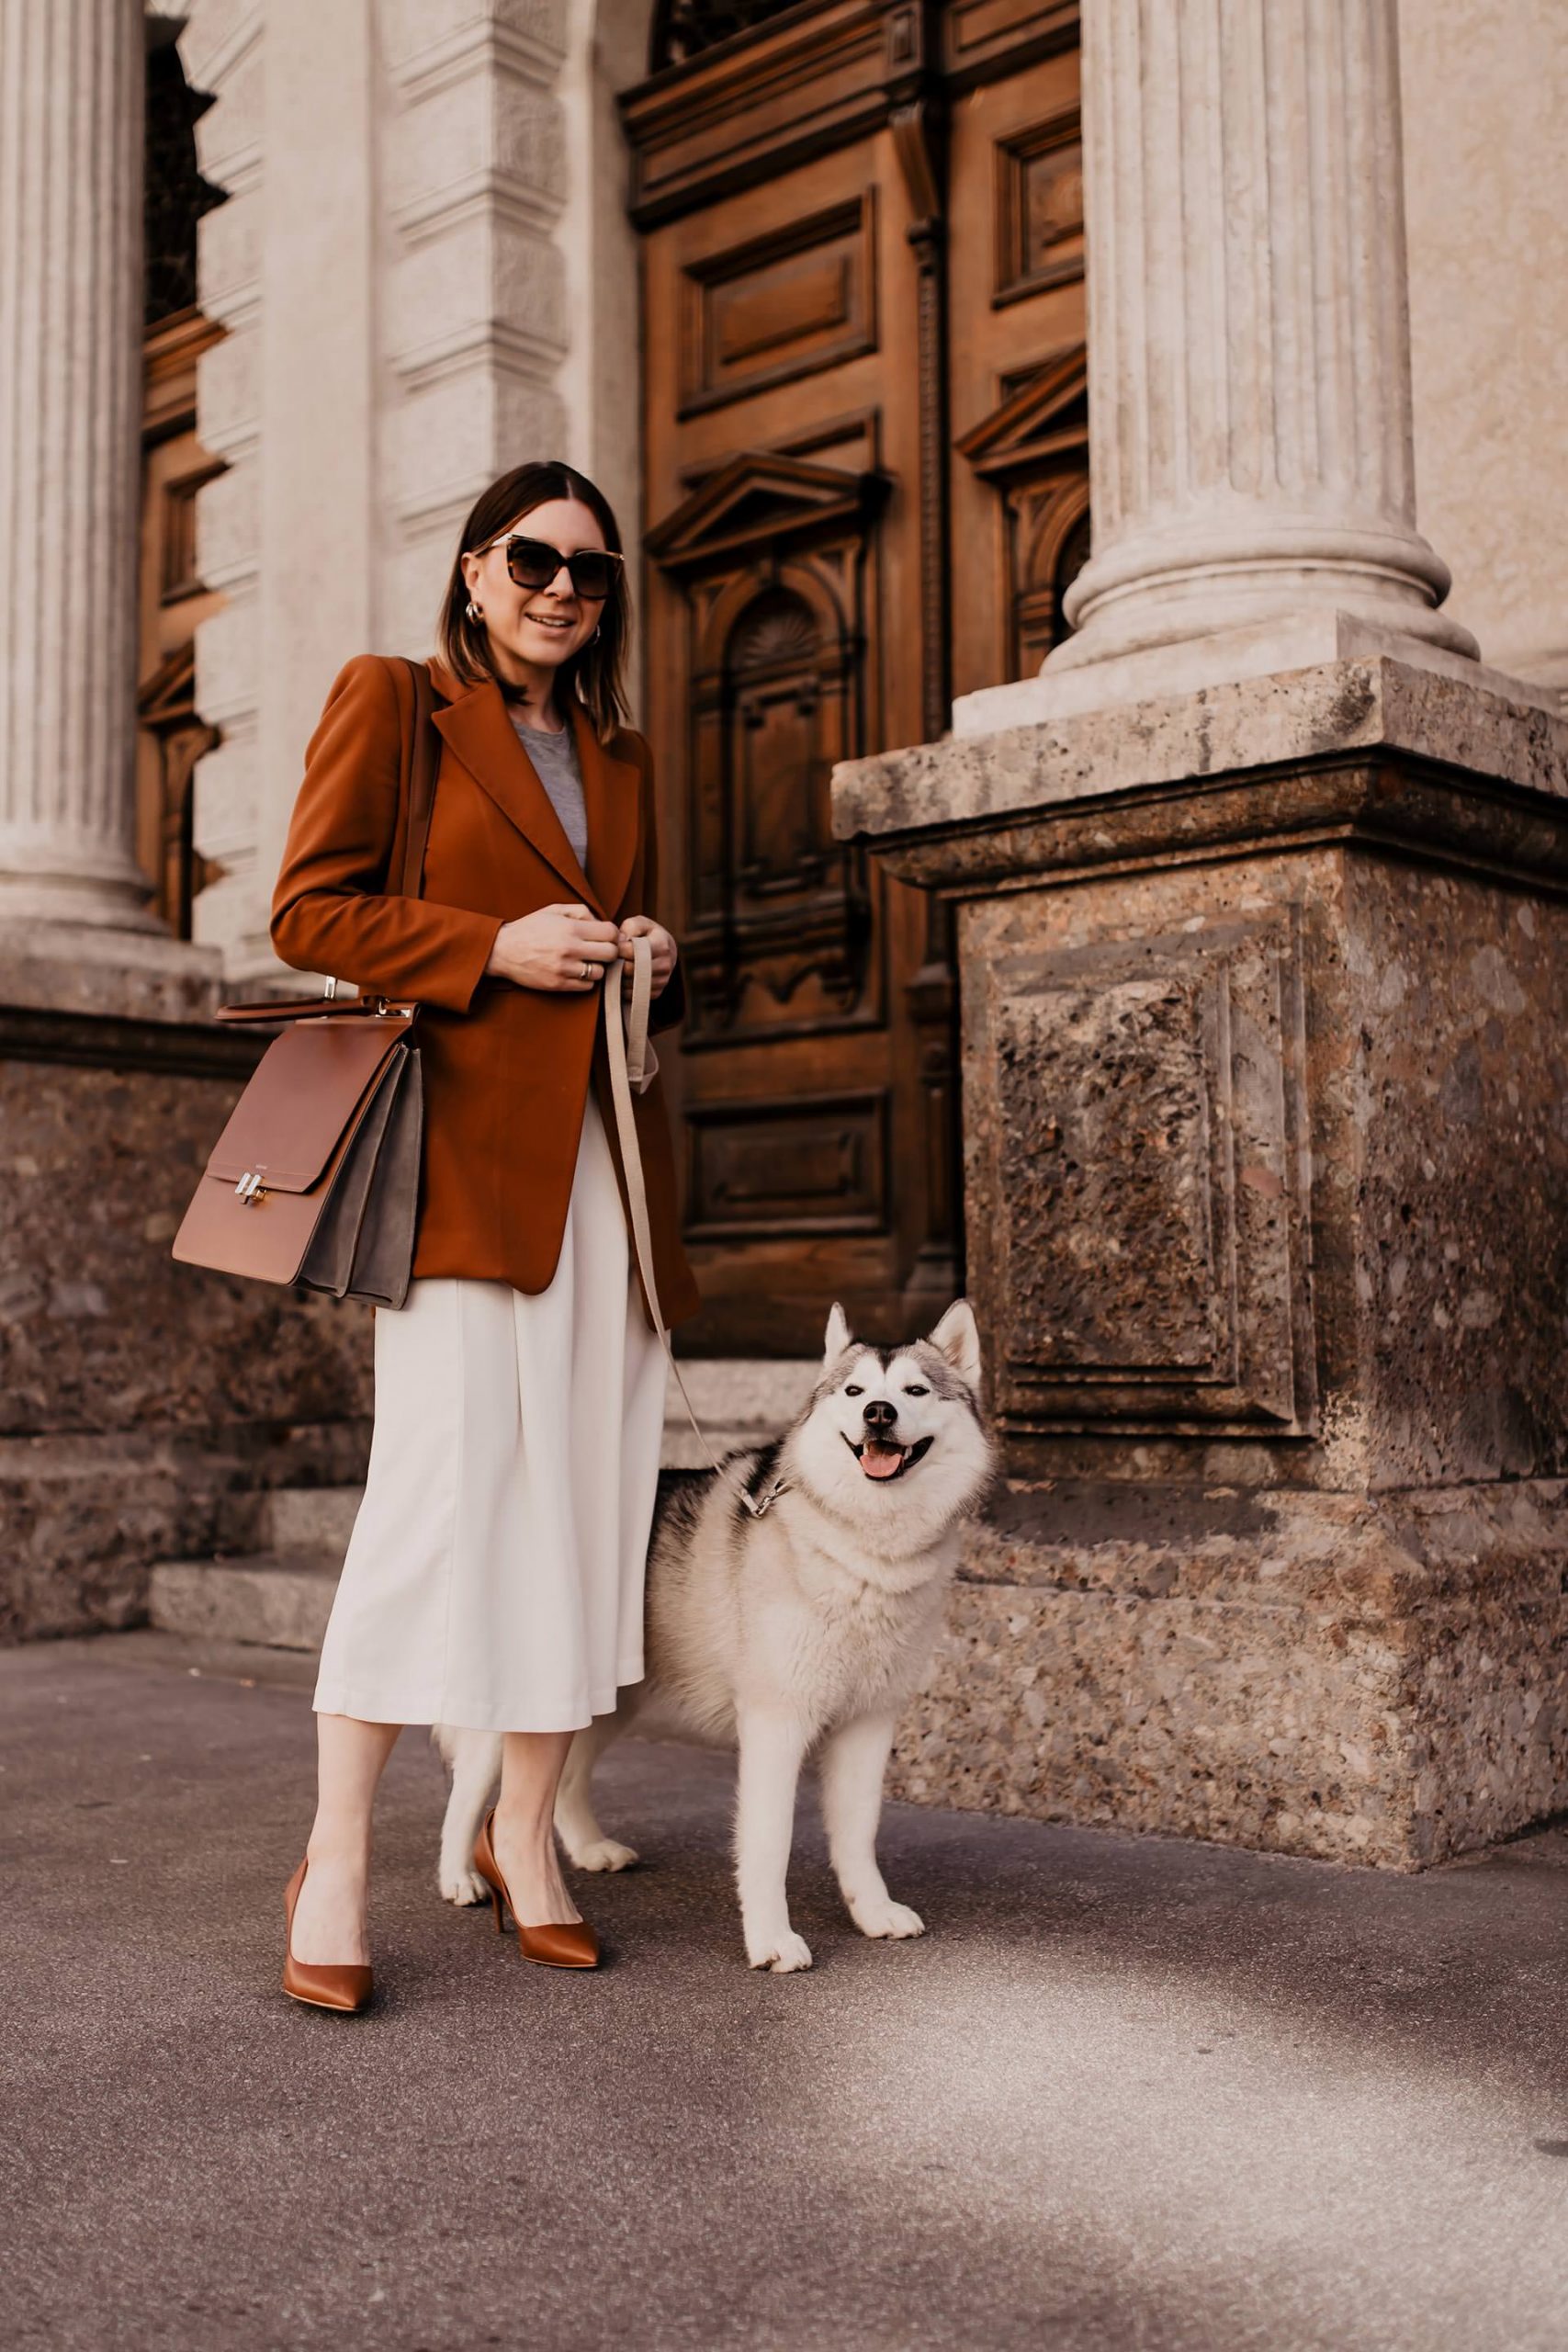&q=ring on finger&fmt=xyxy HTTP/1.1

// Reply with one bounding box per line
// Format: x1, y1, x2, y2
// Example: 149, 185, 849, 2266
579, 958, 593, 982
